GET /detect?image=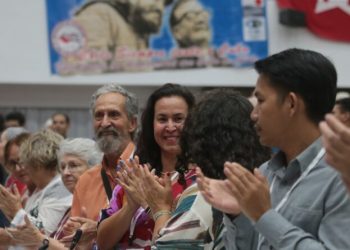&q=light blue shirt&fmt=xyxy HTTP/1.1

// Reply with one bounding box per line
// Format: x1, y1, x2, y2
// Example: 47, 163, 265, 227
225, 138, 350, 249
